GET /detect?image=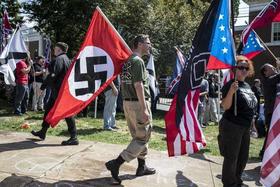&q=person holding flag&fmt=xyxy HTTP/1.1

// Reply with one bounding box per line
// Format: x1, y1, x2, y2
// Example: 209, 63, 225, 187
31, 42, 79, 146
218, 56, 257, 187
105, 34, 155, 184
259, 62, 280, 158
